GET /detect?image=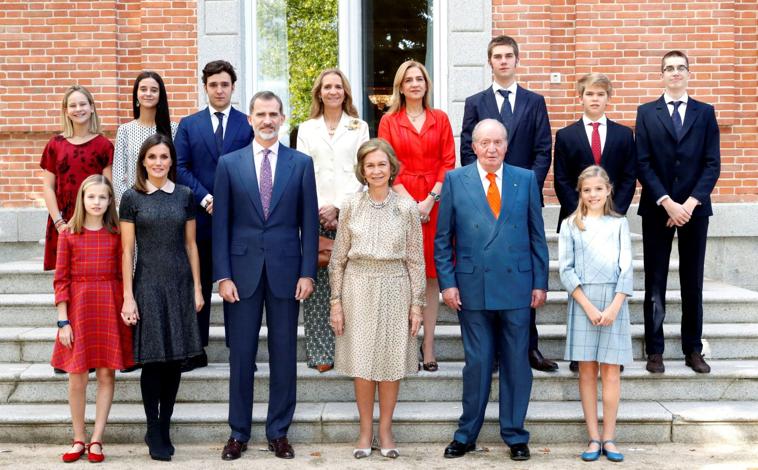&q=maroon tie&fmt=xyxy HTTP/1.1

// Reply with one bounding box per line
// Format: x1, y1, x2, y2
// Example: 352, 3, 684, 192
590, 122, 601, 165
